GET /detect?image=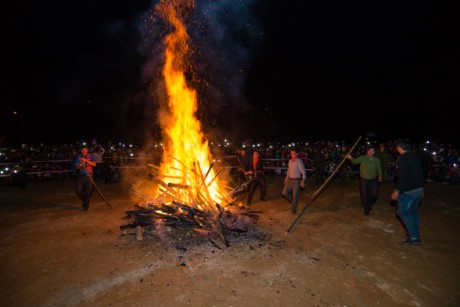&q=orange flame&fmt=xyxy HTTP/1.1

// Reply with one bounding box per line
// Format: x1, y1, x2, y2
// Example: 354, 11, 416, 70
154, 0, 224, 212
